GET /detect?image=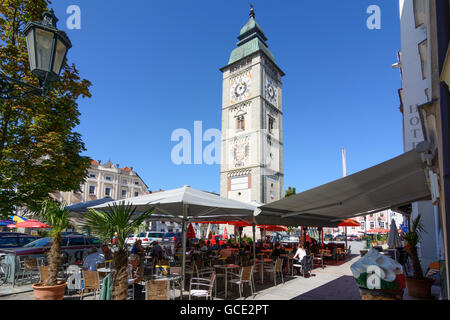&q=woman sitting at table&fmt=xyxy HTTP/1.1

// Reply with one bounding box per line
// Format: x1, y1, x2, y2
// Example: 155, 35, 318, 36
128, 254, 144, 300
